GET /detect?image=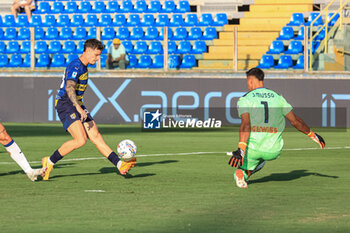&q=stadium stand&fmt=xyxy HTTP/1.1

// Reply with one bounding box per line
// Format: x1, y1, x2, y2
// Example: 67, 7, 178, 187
0, 0, 341, 70
0, 0, 232, 69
